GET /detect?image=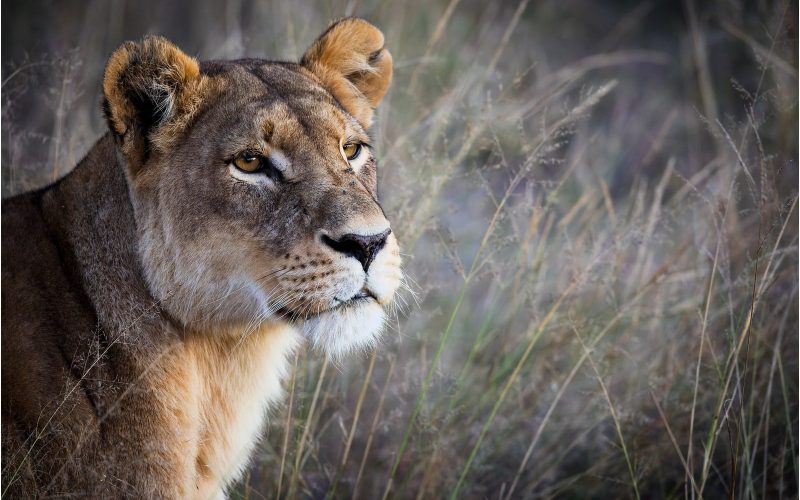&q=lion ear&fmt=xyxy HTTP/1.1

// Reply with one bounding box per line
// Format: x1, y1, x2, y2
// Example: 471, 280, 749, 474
301, 18, 393, 128
102, 36, 207, 169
